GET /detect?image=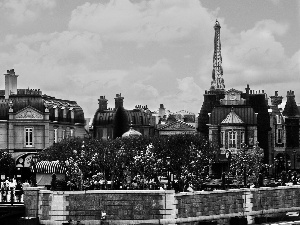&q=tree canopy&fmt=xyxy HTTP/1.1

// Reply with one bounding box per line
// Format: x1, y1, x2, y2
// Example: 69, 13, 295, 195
0, 151, 15, 178
38, 134, 217, 190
